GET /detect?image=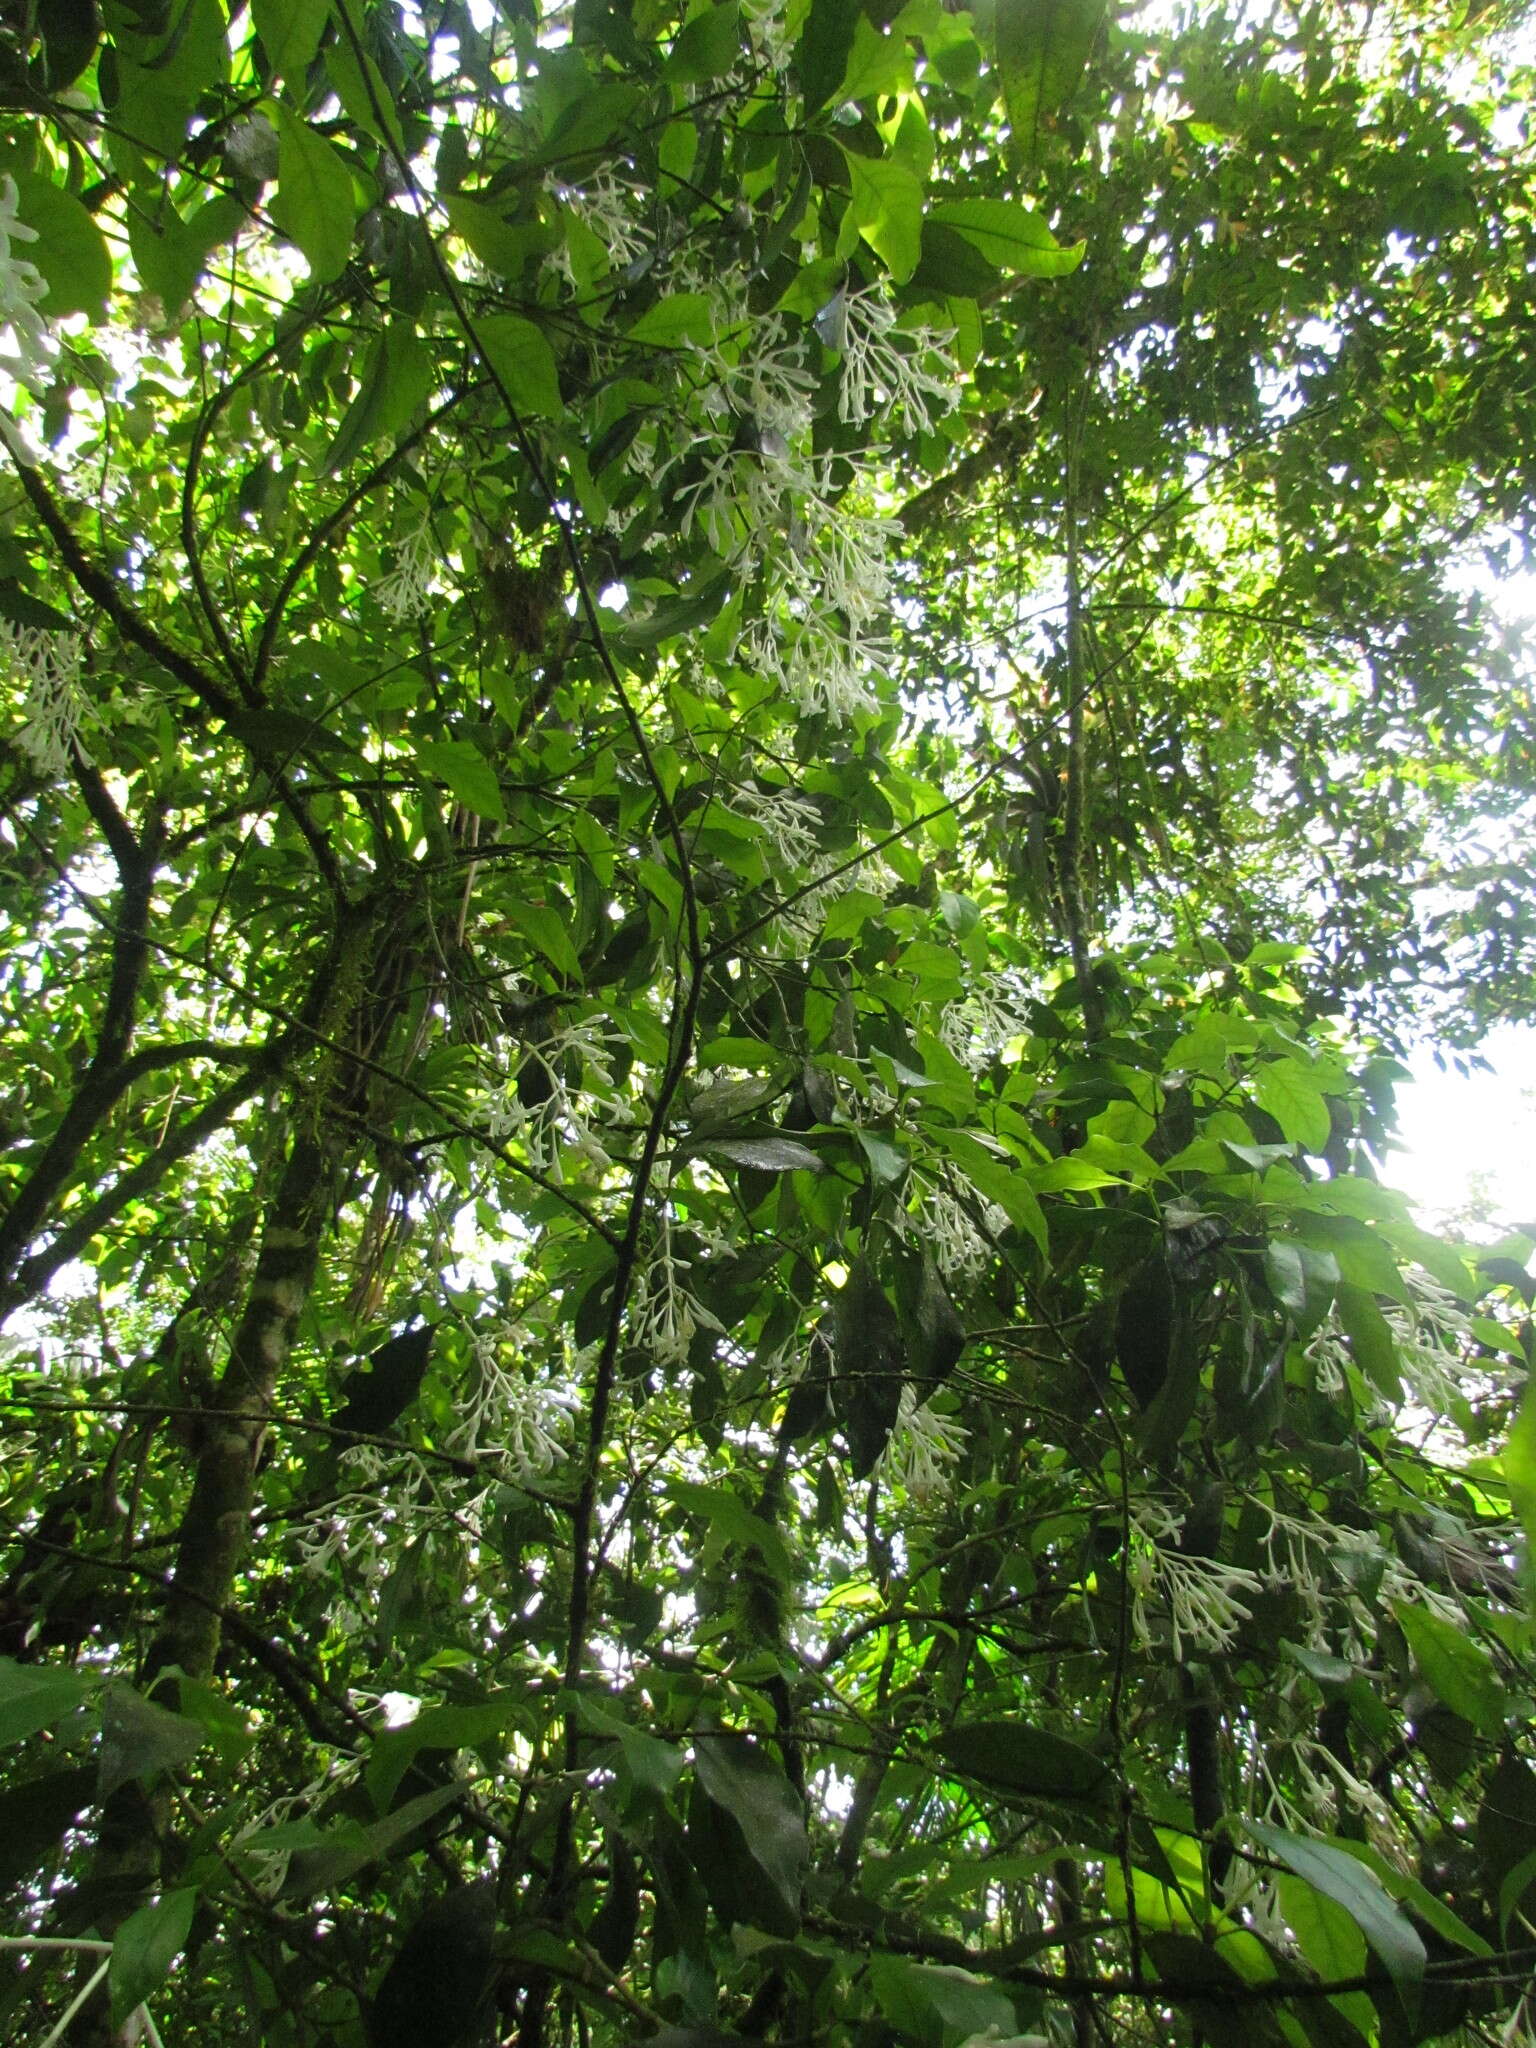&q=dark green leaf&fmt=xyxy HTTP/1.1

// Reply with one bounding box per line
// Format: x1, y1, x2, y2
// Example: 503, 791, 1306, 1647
110, 1888, 198, 2026
1247, 1820, 1425, 1998
0, 1658, 96, 1747
935, 1720, 1111, 1802
367, 1881, 496, 2048
98, 1684, 206, 1797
